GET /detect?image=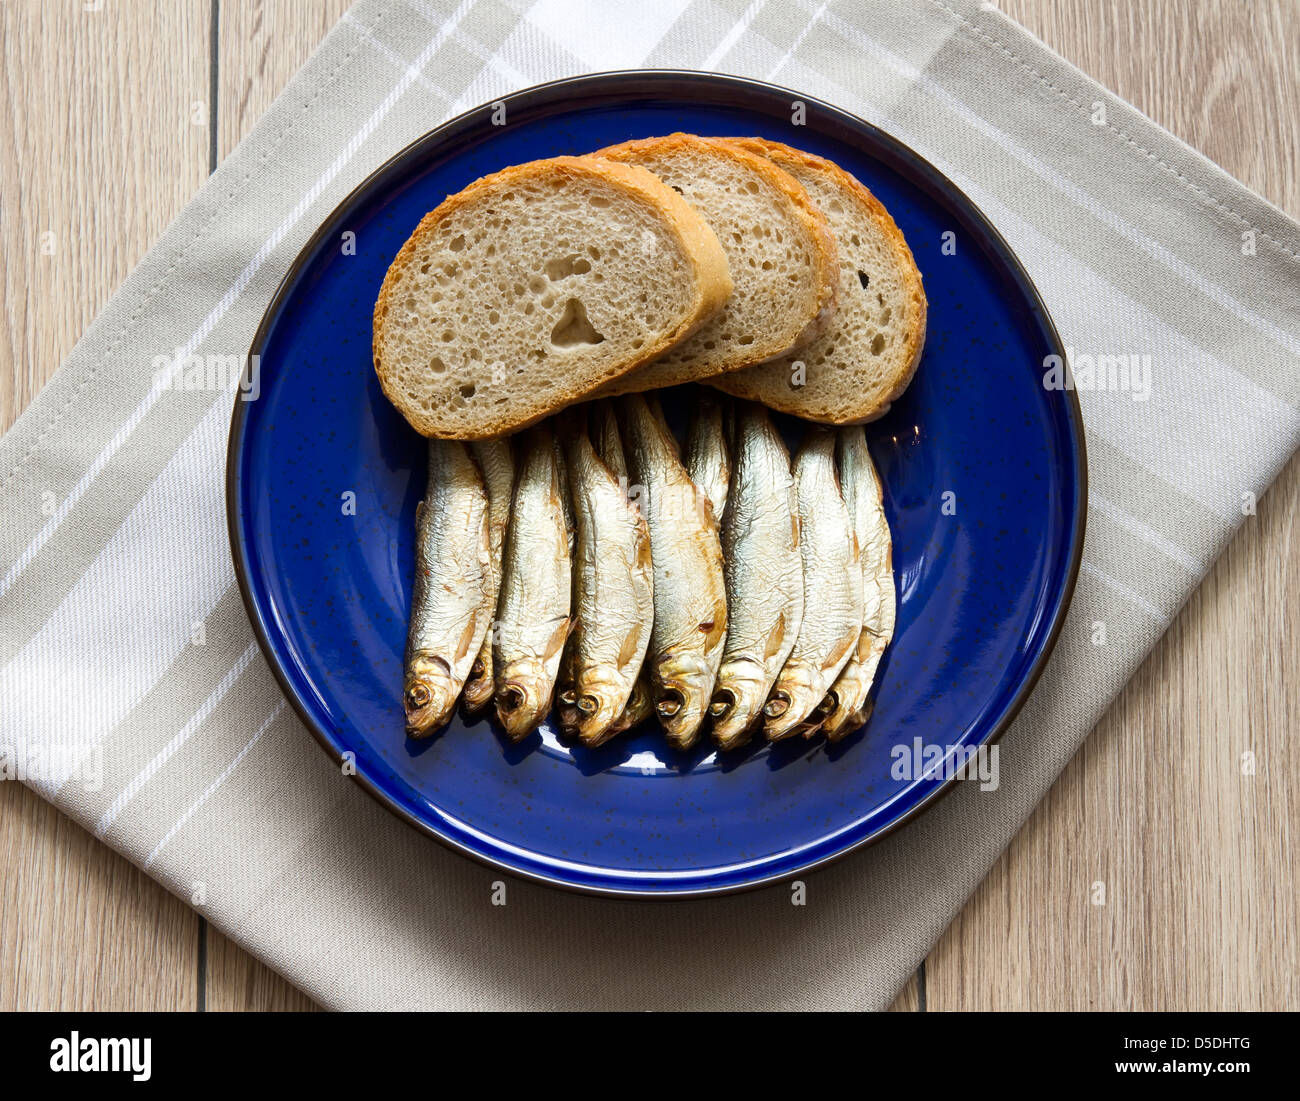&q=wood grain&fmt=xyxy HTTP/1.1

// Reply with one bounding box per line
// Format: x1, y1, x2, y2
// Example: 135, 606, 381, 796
1002, 0, 1300, 222
926, 0, 1300, 1011
0, 0, 212, 431
215, 0, 352, 158
205, 928, 320, 1012
889, 970, 922, 1012
0, 0, 210, 1009
0, 0, 1295, 1012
